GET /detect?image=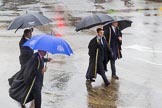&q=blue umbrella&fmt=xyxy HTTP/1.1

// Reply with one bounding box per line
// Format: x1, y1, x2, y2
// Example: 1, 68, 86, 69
23, 34, 73, 56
